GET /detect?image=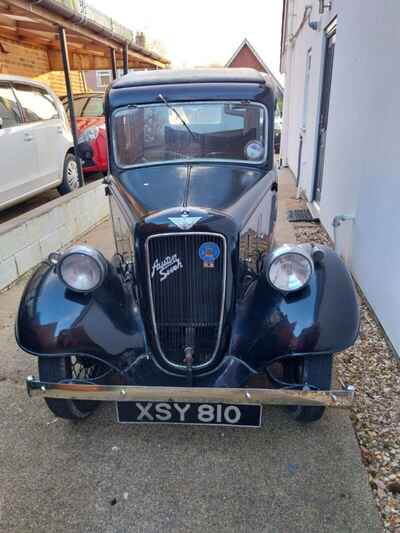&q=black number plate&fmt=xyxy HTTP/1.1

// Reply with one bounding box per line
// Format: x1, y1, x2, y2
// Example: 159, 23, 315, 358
116, 401, 262, 427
